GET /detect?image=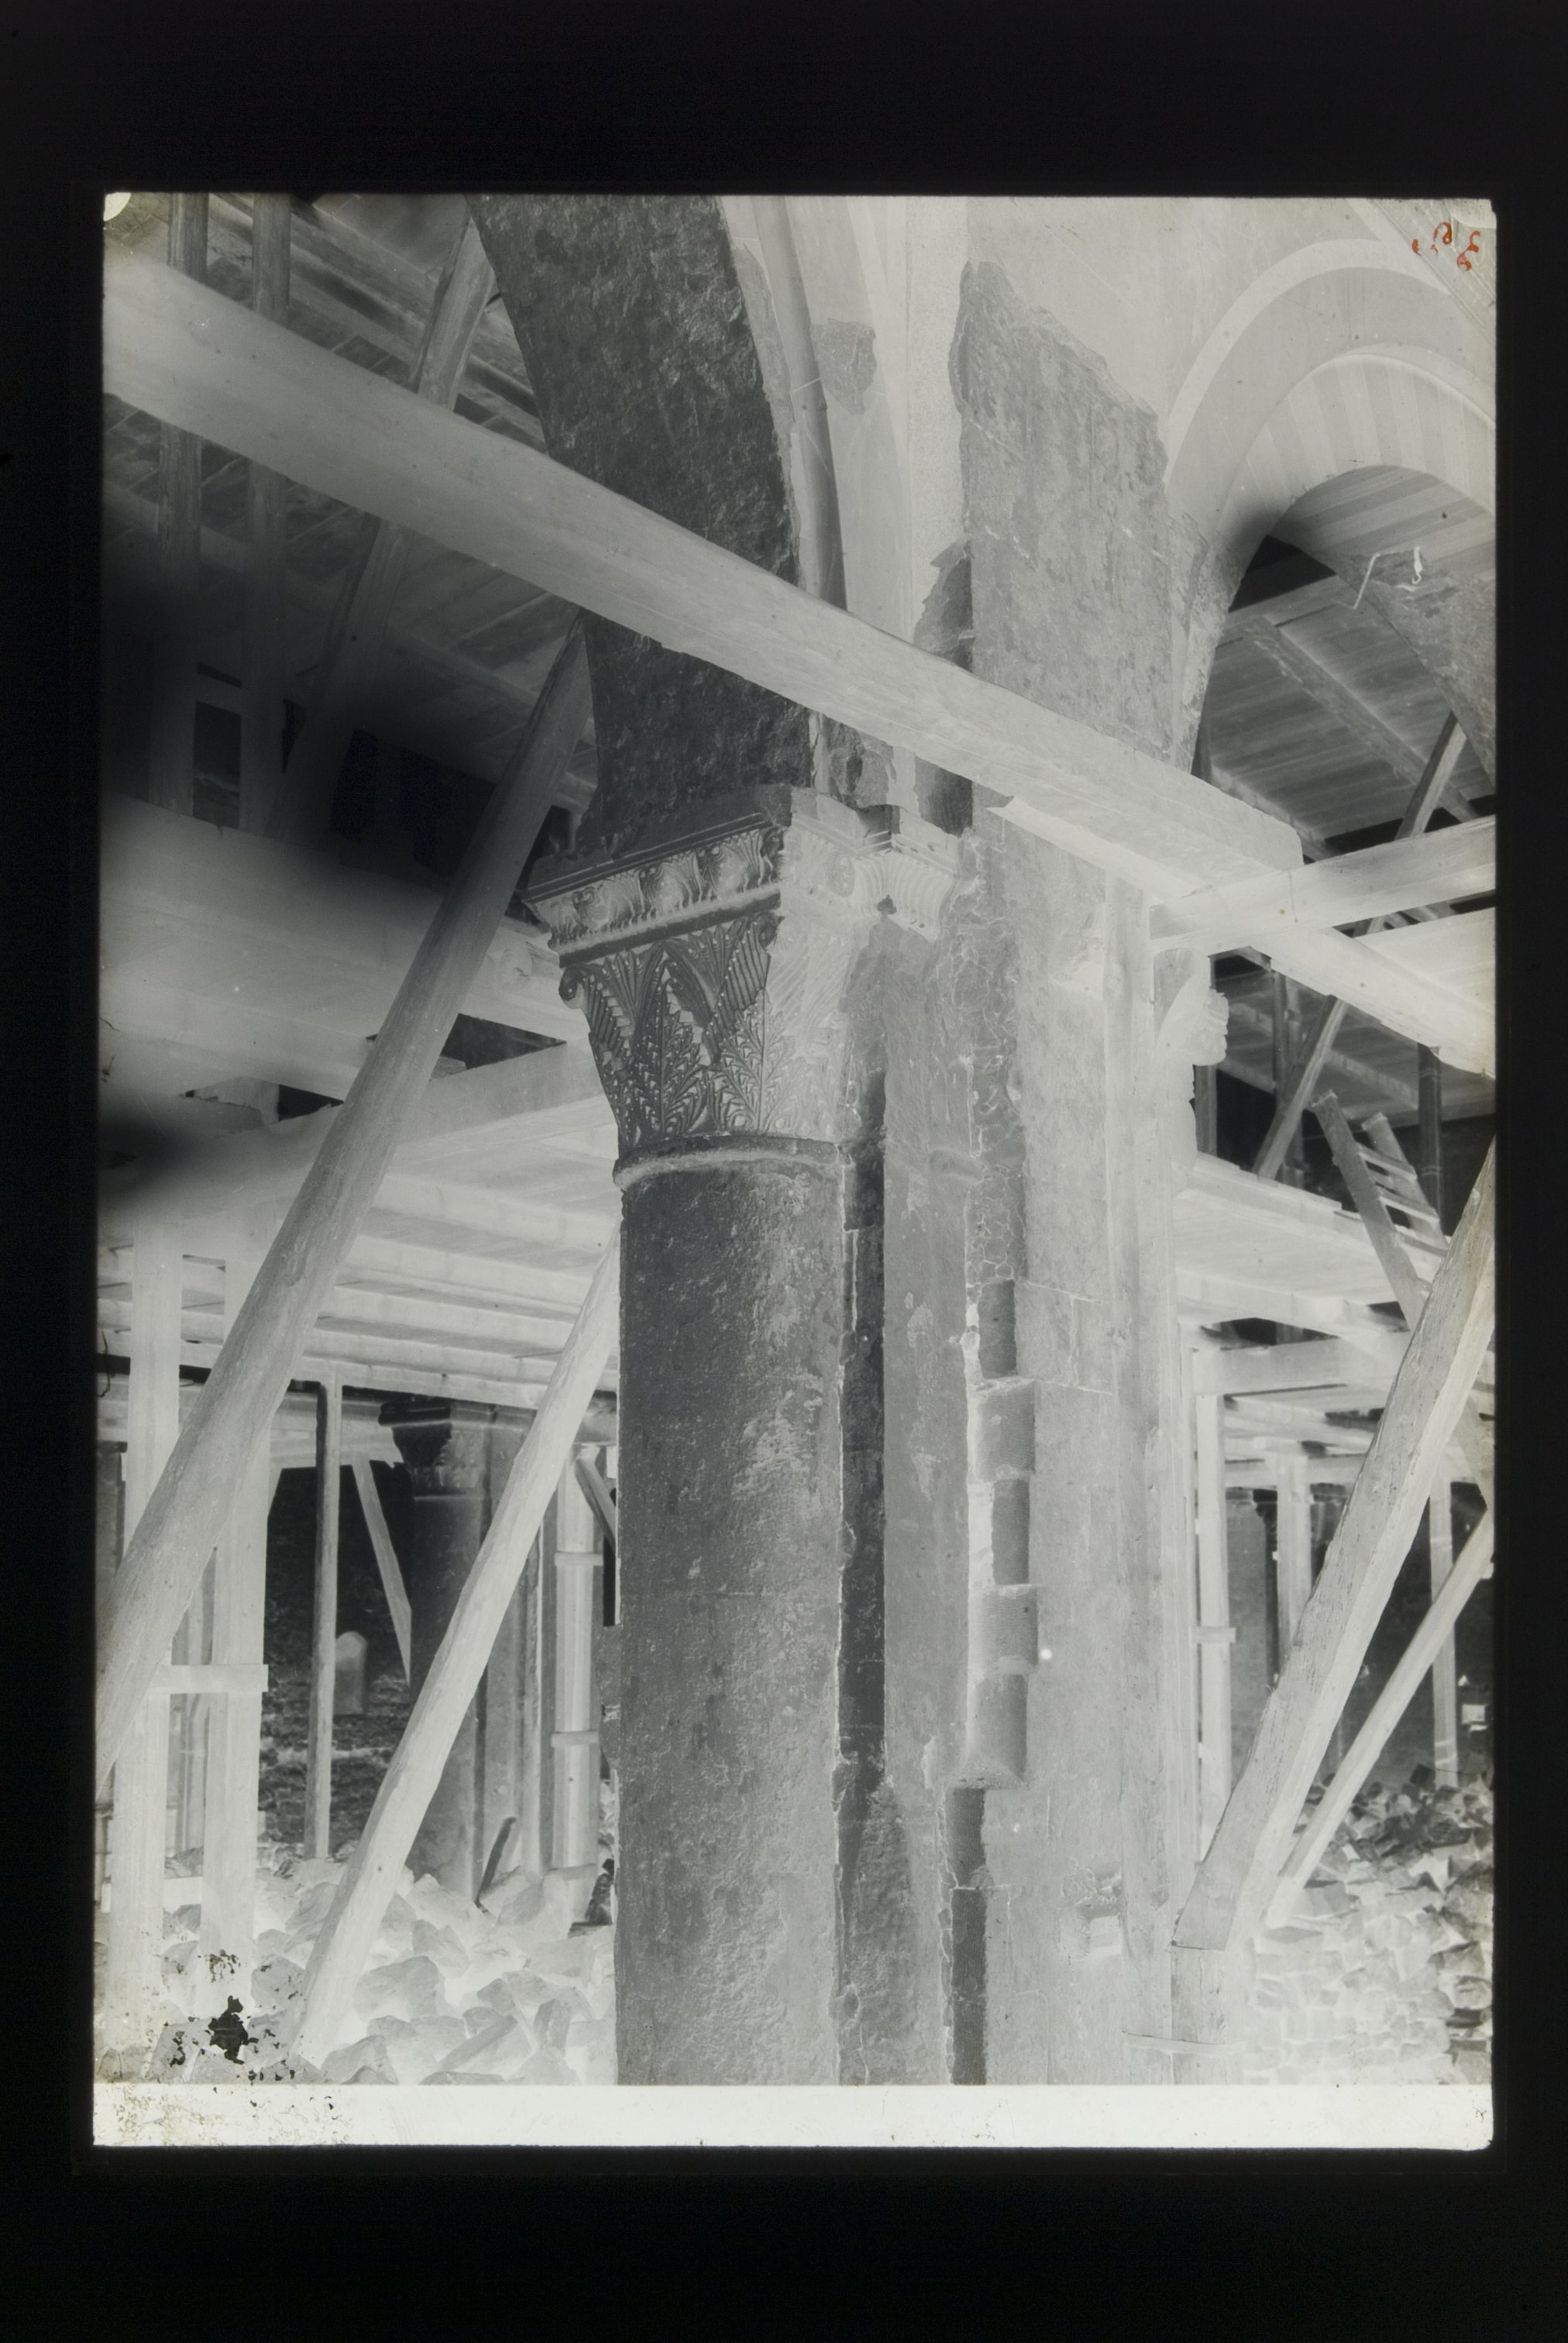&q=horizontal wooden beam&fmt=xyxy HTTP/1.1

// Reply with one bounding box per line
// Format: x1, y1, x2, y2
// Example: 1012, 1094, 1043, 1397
105, 250, 1299, 900
1175, 1143, 1494, 1953
101, 796, 581, 1065
1176, 1270, 1398, 1350
152, 1662, 269, 1696
97, 1040, 607, 1242
1154, 820, 1494, 955
1191, 1332, 1409, 1398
